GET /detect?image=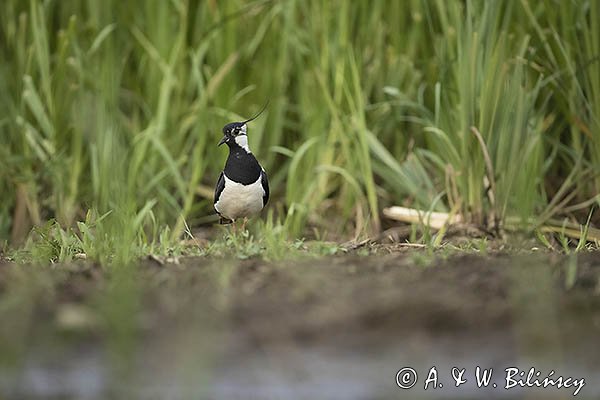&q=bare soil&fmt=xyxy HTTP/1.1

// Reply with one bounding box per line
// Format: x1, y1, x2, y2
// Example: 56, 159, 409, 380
1, 249, 600, 399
